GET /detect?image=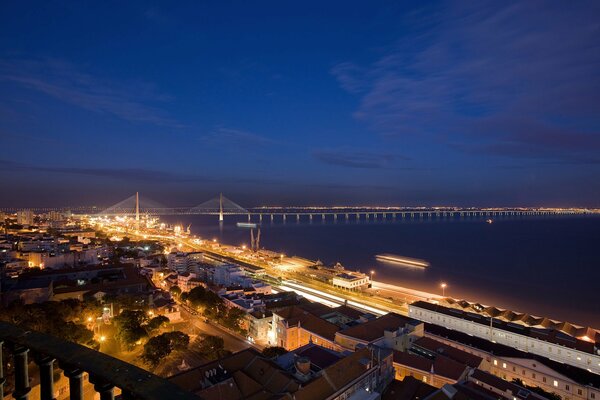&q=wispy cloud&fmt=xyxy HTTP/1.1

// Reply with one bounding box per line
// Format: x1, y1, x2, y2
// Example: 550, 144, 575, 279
0, 58, 182, 127
312, 148, 409, 169
332, 2, 600, 163
199, 127, 275, 147
0, 159, 201, 182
